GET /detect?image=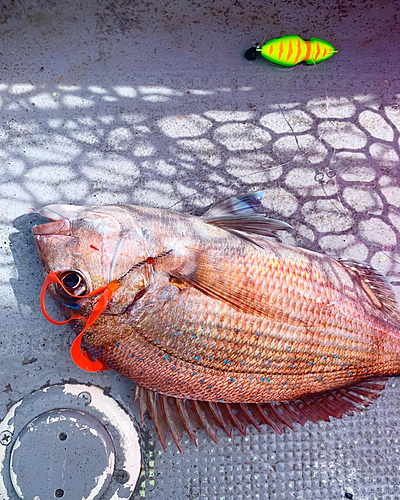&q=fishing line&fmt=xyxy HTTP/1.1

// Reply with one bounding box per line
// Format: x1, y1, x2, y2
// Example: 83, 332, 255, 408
236, 43, 351, 221
116, 249, 173, 283
169, 38, 339, 209
222, 50, 340, 206
377, 251, 400, 268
